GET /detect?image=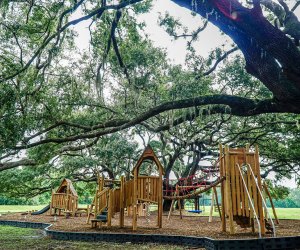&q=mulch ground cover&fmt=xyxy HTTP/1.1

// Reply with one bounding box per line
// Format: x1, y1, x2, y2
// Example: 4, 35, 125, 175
1, 210, 299, 240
